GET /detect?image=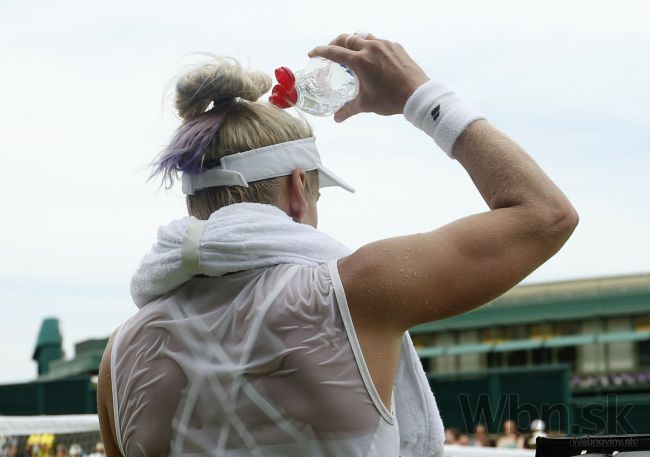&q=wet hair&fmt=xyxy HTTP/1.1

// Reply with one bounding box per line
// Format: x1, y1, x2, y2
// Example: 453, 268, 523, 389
151, 56, 318, 220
